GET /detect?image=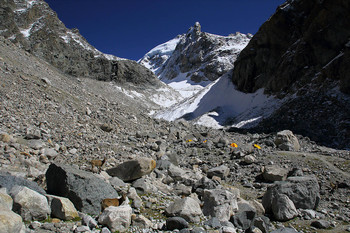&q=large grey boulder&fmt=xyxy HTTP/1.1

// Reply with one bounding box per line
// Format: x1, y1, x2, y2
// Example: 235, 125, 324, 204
46, 163, 118, 215
202, 189, 238, 222
165, 197, 203, 223
0, 209, 25, 233
271, 194, 298, 221
262, 176, 320, 214
0, 173, 45, 195
46, 195, 79, 221
98, 205, 132, 232
10, 186, 50, 221
106, 157, 156, 182
274, 130, 300, 151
